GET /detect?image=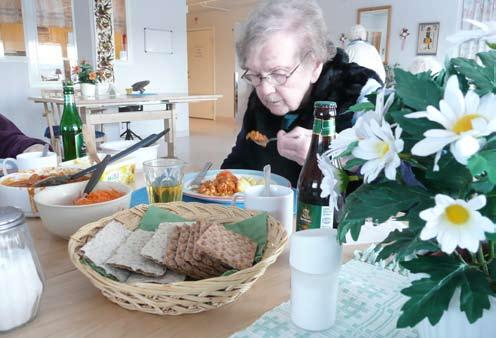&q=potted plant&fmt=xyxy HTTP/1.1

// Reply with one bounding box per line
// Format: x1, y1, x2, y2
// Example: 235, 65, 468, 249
73, 61, 97, 98
322, 21, 496, 337
95, 71, 109, 97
